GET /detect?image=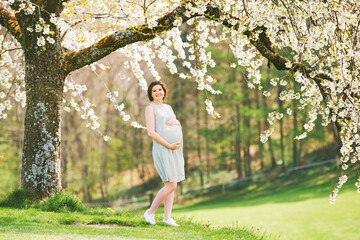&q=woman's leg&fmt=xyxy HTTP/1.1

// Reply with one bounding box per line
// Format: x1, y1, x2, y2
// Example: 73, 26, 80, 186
163, 191, 175, 220
147, 181, 177, 214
